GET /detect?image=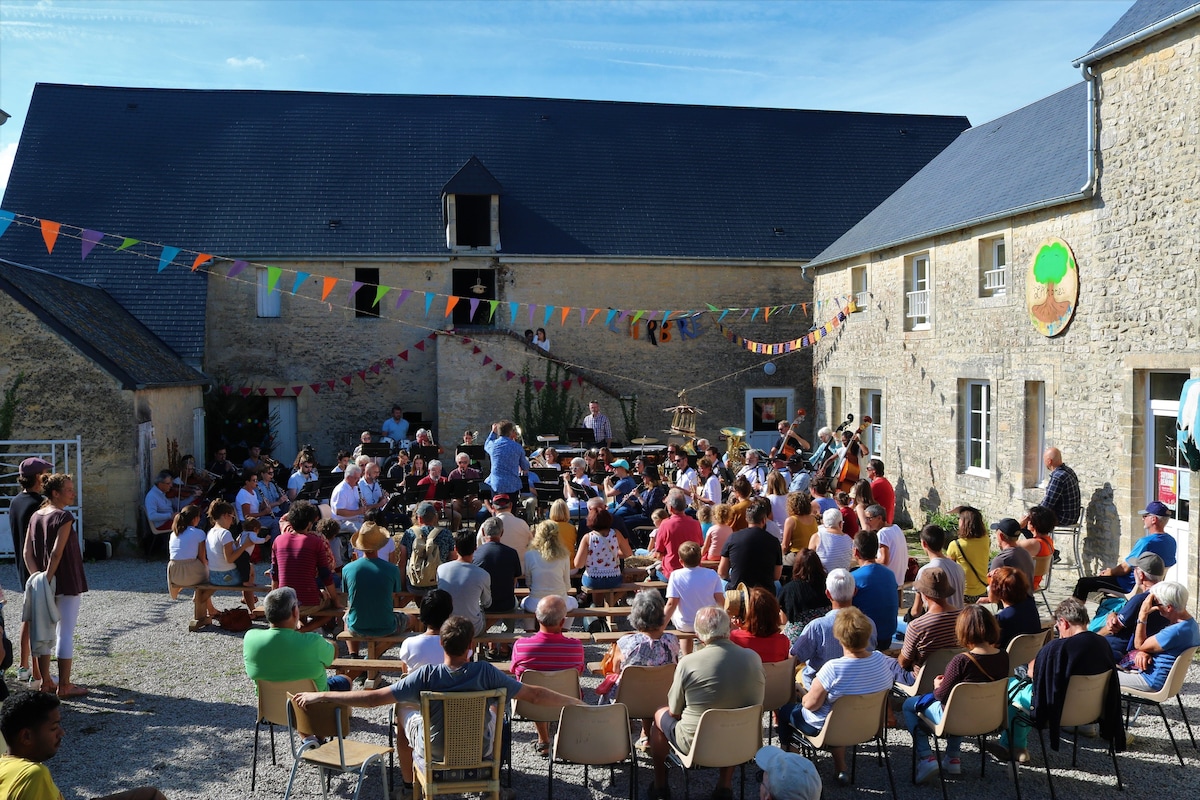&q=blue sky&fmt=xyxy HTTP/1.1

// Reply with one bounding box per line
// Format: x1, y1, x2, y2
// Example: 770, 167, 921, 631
0, 0, 1129, 196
